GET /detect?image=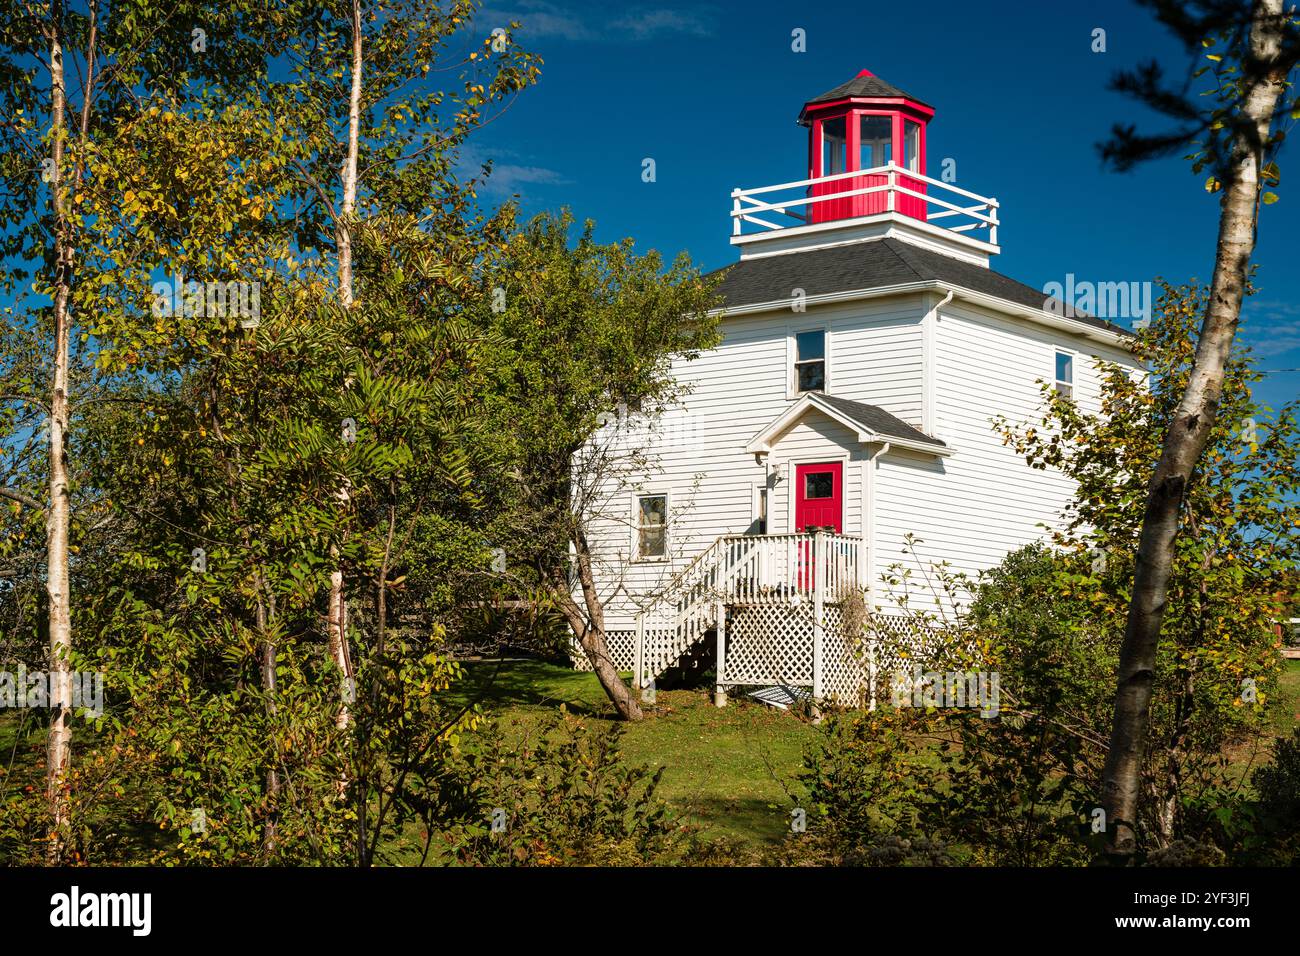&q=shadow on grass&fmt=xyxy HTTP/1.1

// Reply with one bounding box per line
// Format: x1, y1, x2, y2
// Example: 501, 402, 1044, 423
450, 658, 625, 719
672, 794, 795, 847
